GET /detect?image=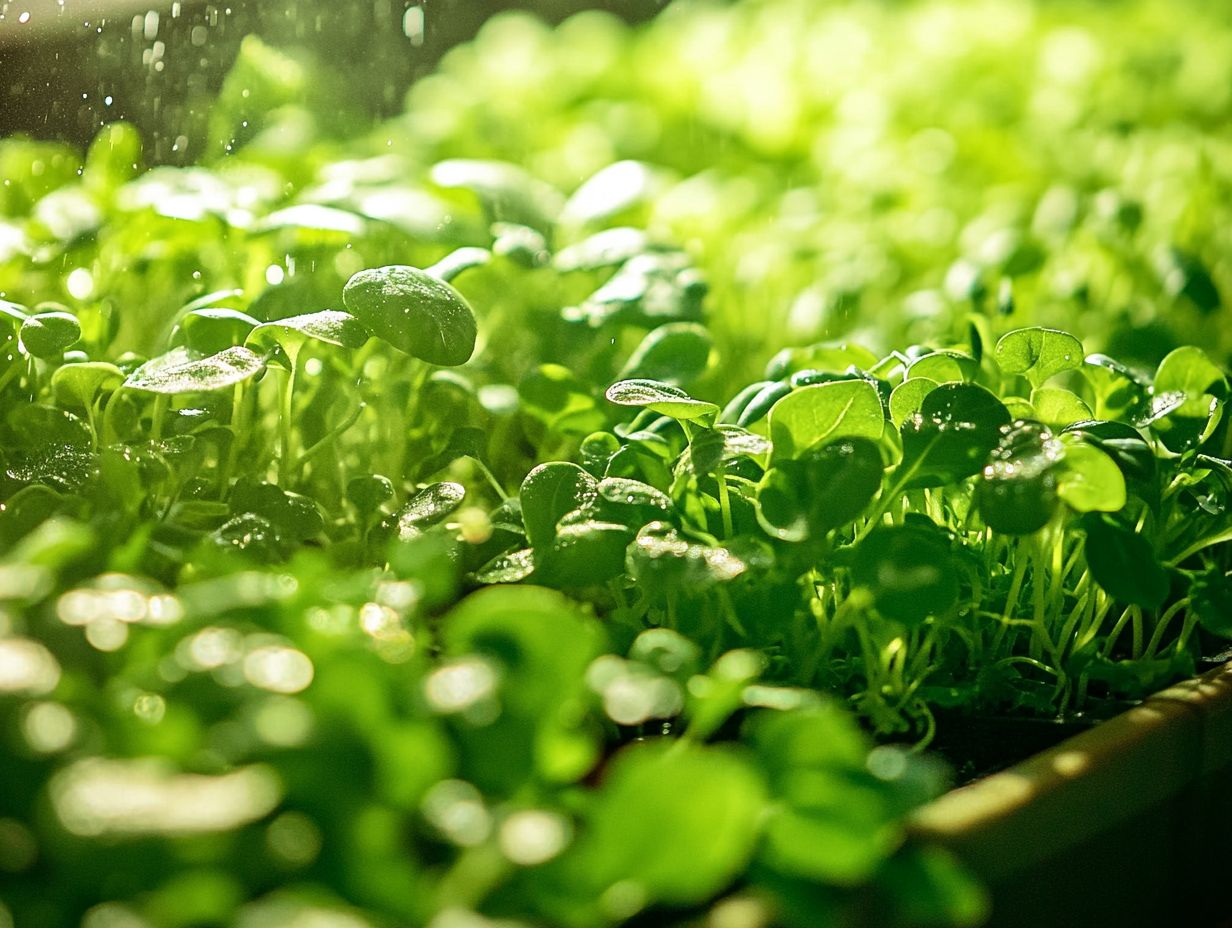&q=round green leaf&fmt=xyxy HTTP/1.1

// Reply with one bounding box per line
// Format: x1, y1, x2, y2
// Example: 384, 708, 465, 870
19, 311, 81, 358
756, 438, 885, 542
995, 327, 1083, 388
520, 462, 597, 552
976, 421, 1059, 536
768, 380, 885, 462
1153, 345, 1222, 416
346, 474, 395, 514
1061, 420, 1156, 487
535, 520, 635, 588
1151, 346, 1228, 451
342, 264, 477, 366
1054, 439, 1127, 514
889, 377, 938, 427
395, 482, 465, 540
50, 361, 124, 410
1029, 386, 1093, 428
899, 383, 1011, 487
852, 523, 959, 626
906, 351, 978, 384
573, 740, 766, 906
